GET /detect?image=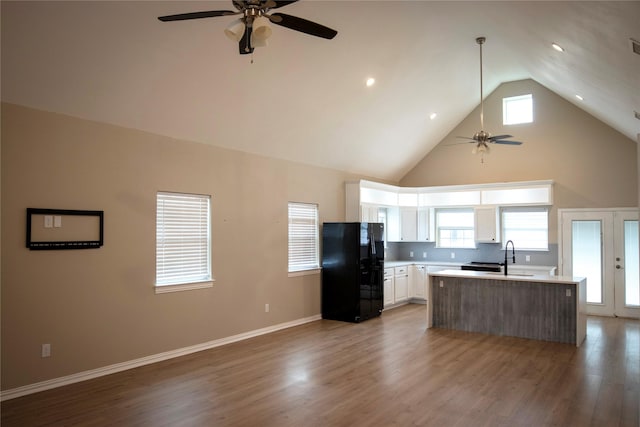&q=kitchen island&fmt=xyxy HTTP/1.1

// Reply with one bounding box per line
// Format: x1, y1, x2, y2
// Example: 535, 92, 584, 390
427, 270, 587, 346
